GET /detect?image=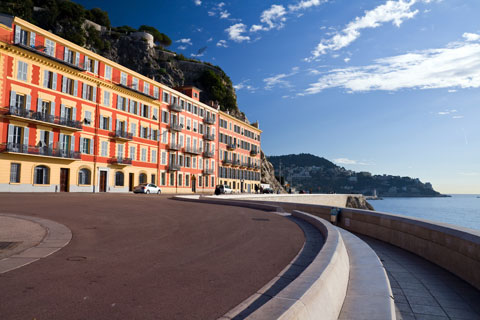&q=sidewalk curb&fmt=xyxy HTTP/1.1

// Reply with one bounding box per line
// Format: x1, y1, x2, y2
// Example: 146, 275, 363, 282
0, 214, 72, 274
